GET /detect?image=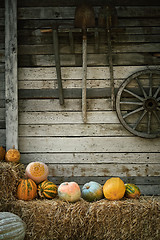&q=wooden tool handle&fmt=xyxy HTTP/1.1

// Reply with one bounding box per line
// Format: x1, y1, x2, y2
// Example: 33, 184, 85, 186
40, 29, 52, 33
